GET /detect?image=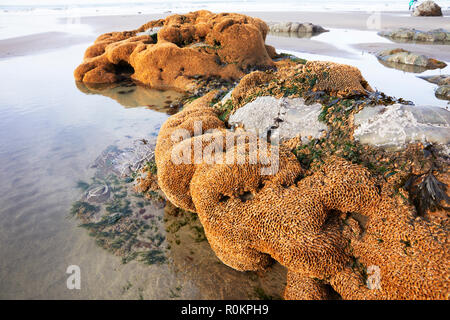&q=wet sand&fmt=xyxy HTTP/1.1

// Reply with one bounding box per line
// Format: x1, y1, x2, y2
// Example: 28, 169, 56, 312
0, 32, 94, 59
